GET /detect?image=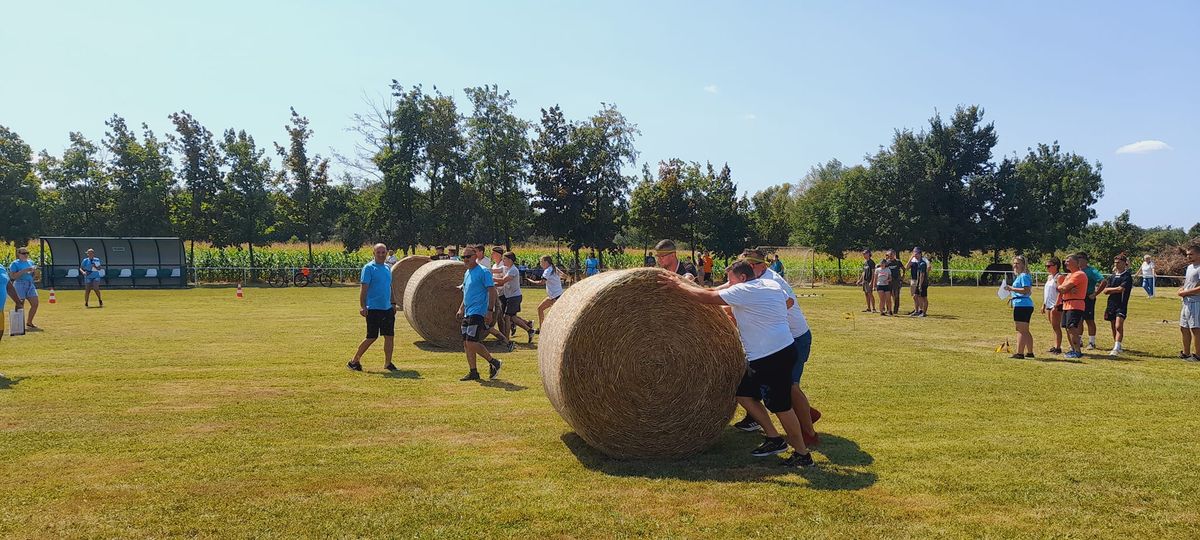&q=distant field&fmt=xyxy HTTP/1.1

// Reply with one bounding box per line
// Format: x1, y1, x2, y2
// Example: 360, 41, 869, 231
1, 284, 1197, 537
